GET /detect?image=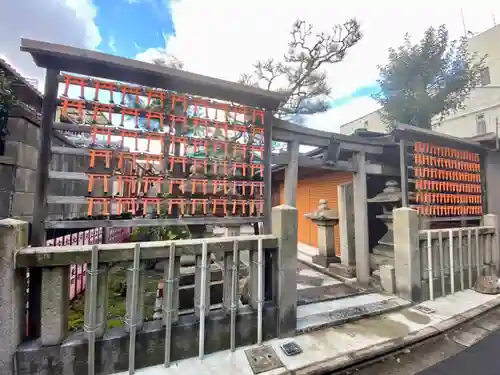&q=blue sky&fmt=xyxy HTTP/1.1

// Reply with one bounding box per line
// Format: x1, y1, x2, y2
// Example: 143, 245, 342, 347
92, 0, 379, 115
95, 0, 177, 57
